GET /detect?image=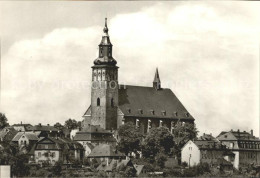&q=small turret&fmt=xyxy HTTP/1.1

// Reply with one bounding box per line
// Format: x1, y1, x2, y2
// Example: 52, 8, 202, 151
153, 68, 161, 90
